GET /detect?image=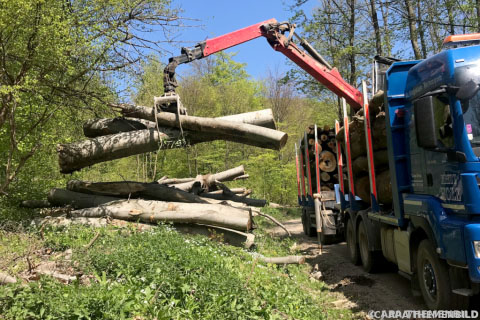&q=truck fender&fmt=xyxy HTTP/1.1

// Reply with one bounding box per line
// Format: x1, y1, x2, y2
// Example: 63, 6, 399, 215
408, 216, 437, 271
356, 210, 382, 251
